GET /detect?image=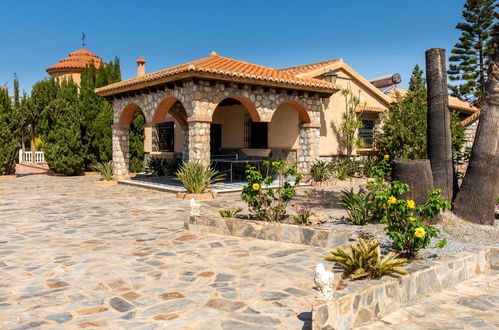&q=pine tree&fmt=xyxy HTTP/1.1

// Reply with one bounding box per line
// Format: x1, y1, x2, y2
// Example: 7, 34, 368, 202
0, 87, 17, 173
41, 80, 84, 175
375, 65, 467, 162
375, 65, 428, 159
448, 0, 497, 105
